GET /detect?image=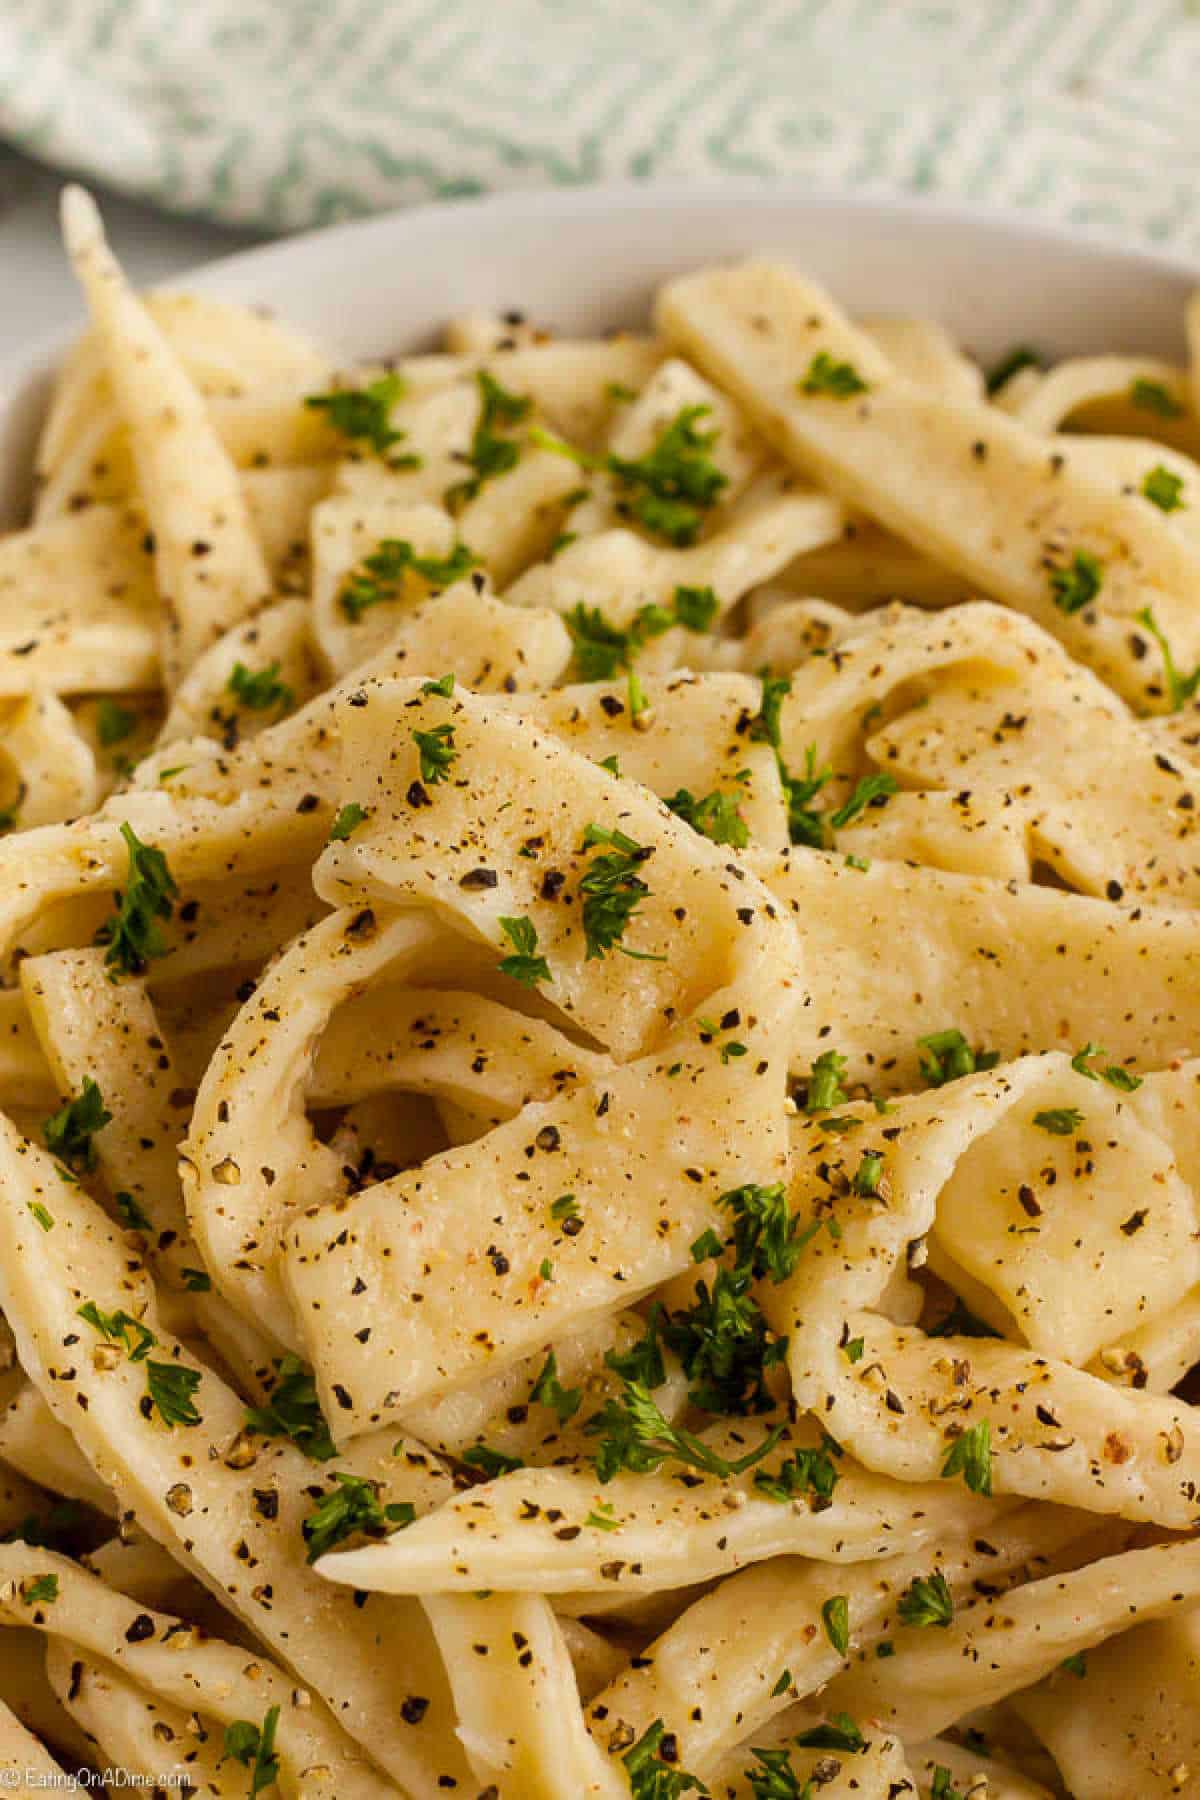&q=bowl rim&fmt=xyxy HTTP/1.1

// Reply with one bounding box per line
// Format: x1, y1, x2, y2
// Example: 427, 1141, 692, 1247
4, 175, 1200, 391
